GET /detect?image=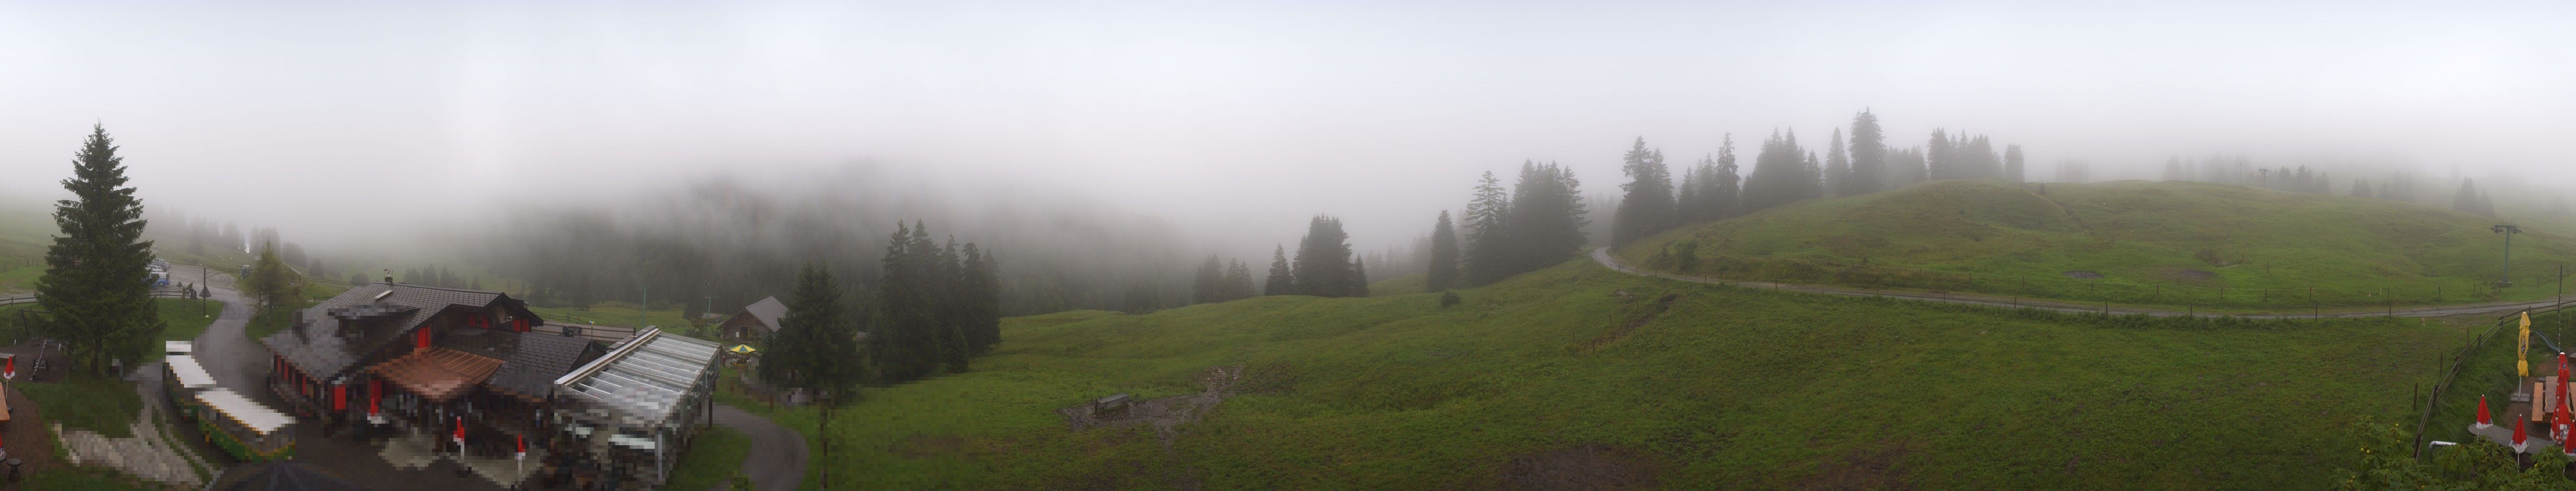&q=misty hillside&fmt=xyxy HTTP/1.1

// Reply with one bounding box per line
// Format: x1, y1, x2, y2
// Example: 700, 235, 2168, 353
1617, 179, 2573, 308
464, 169, 1194, 317
764, 257, 2450, 490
